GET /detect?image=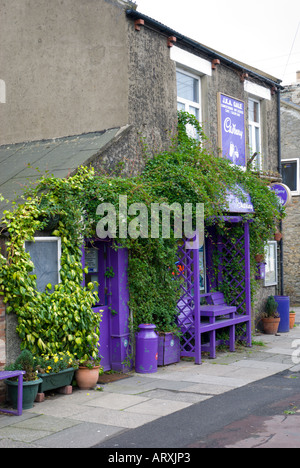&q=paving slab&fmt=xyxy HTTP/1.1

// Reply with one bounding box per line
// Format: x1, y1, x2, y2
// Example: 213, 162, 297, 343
70, 405, 160, 429
138, 388, 212, 404
82, 392, 150, 410
123, 398, 192, 417
35, 422, 124, 449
